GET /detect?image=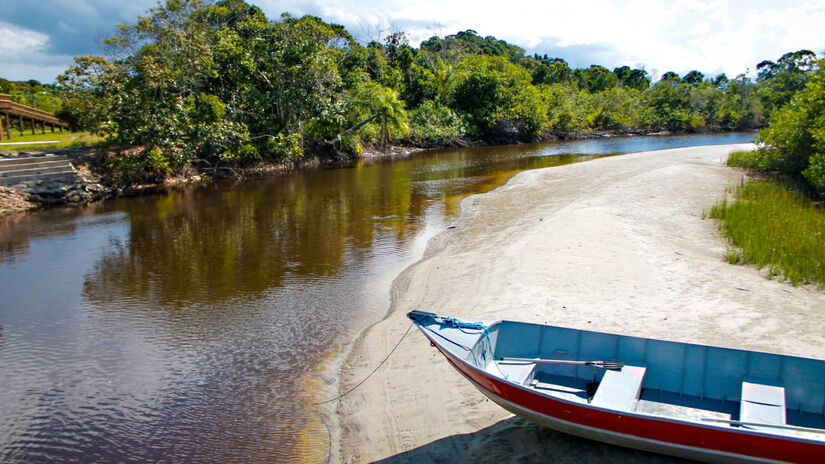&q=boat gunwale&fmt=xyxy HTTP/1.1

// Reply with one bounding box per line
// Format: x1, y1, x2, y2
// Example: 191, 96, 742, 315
481, 318, 825, 364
